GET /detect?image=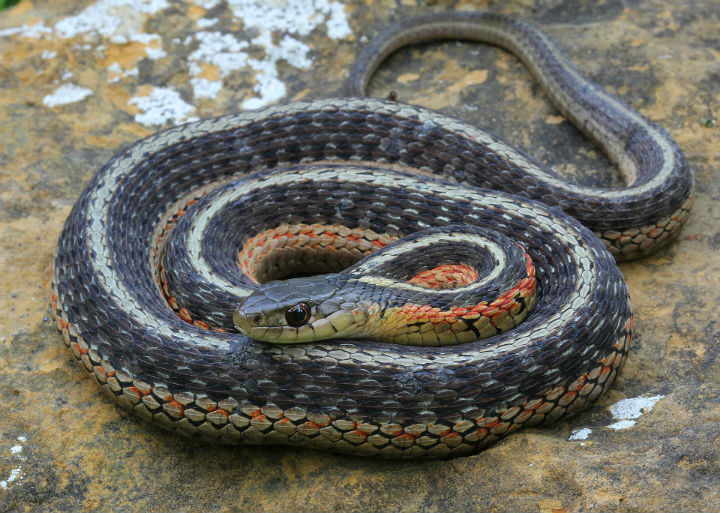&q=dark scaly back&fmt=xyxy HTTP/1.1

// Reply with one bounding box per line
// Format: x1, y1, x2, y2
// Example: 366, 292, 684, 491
346, 11, 693, 259
53, 97, 633, 457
